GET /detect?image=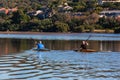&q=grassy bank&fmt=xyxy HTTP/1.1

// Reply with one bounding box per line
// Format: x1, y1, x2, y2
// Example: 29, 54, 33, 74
0, 29, 114, 34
